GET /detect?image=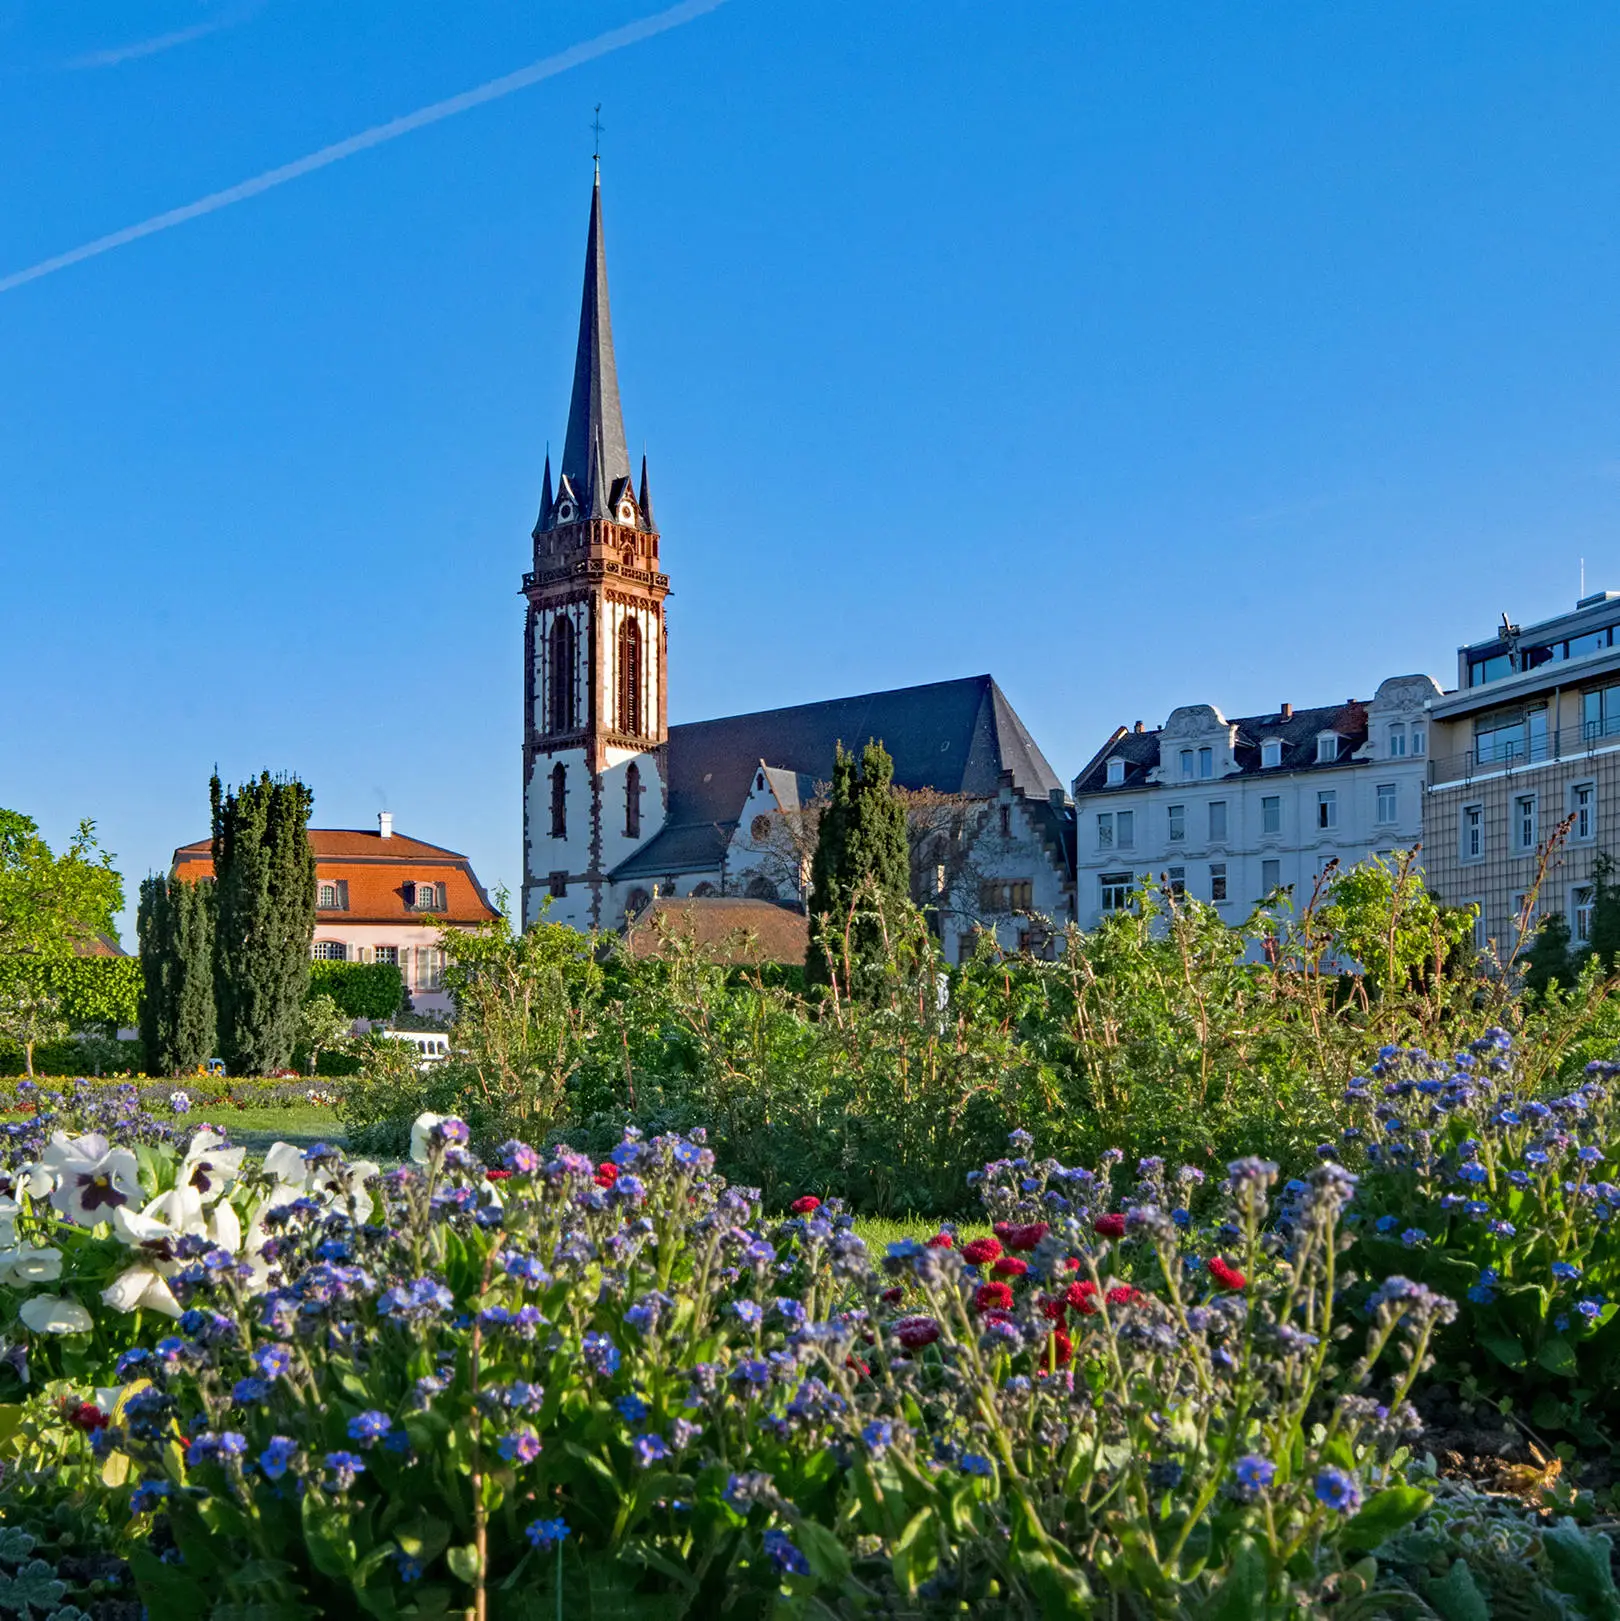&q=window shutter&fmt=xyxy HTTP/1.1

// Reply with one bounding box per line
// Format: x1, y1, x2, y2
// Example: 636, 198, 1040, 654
337, 879, 349, 911
402, 880, 416, 908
